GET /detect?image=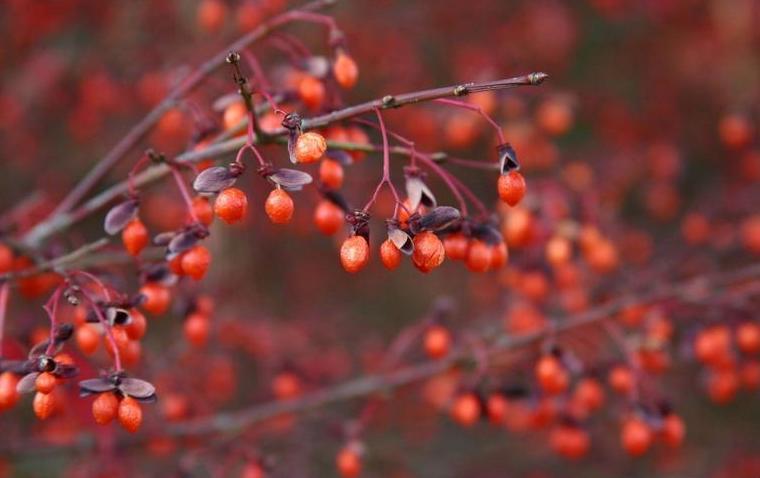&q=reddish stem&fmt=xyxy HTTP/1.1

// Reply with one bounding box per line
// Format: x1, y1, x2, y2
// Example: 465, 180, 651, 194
435, 98, 506, 145
0, 282, 9, 356
170, 166, 200, 223
43, 284, 64, 355
362, 109, 402, 213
